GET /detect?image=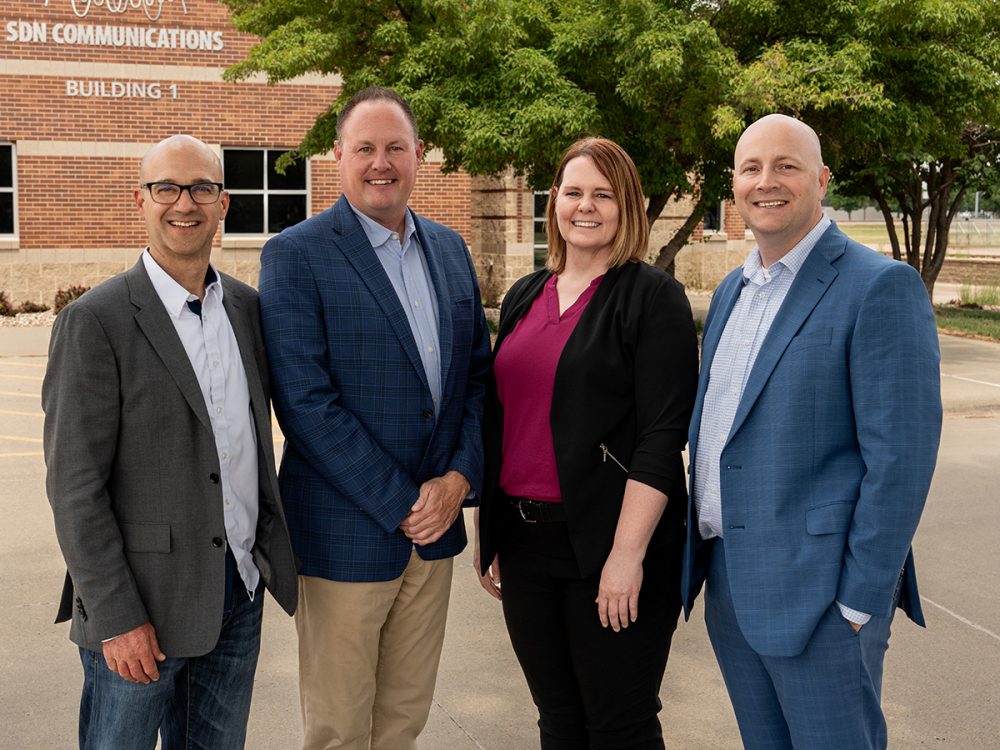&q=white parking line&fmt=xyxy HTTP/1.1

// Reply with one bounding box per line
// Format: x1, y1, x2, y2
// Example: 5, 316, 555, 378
0, 408, 42, 418
921, 596, 1000, 643
942, 373, 1000, 389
